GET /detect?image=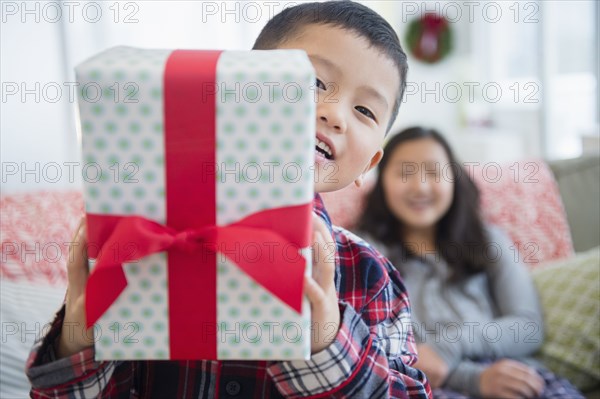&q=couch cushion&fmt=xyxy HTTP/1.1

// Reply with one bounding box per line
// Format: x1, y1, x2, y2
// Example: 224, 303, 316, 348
320, 175, 376, 230
472, 159, 574, 267
532, 247, 600, 391
1, 190, 83, 285
548, 155, 600, 252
